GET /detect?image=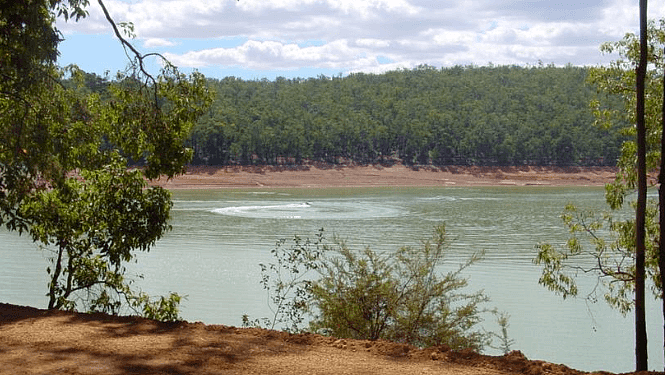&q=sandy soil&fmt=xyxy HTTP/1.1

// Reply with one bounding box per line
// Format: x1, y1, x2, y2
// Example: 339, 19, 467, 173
0, 303, 610, 375
149, 164, 619, 189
